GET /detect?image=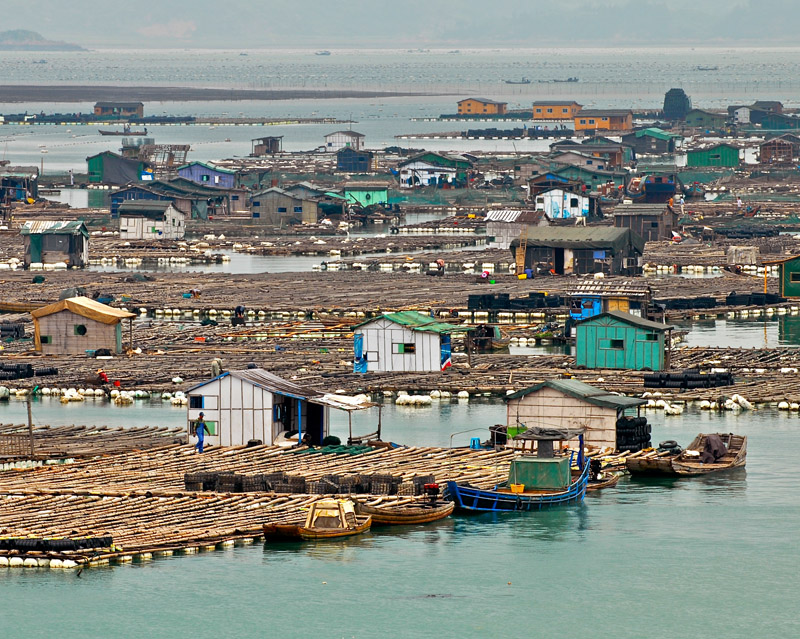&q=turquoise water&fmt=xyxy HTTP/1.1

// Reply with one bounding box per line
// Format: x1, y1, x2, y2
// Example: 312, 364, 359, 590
1, 403, 798, 638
